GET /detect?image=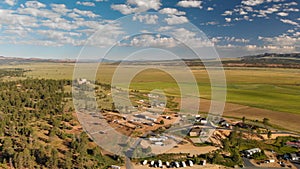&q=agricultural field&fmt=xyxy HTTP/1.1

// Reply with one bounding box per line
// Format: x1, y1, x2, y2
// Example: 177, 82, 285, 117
1, 62, 300, 132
